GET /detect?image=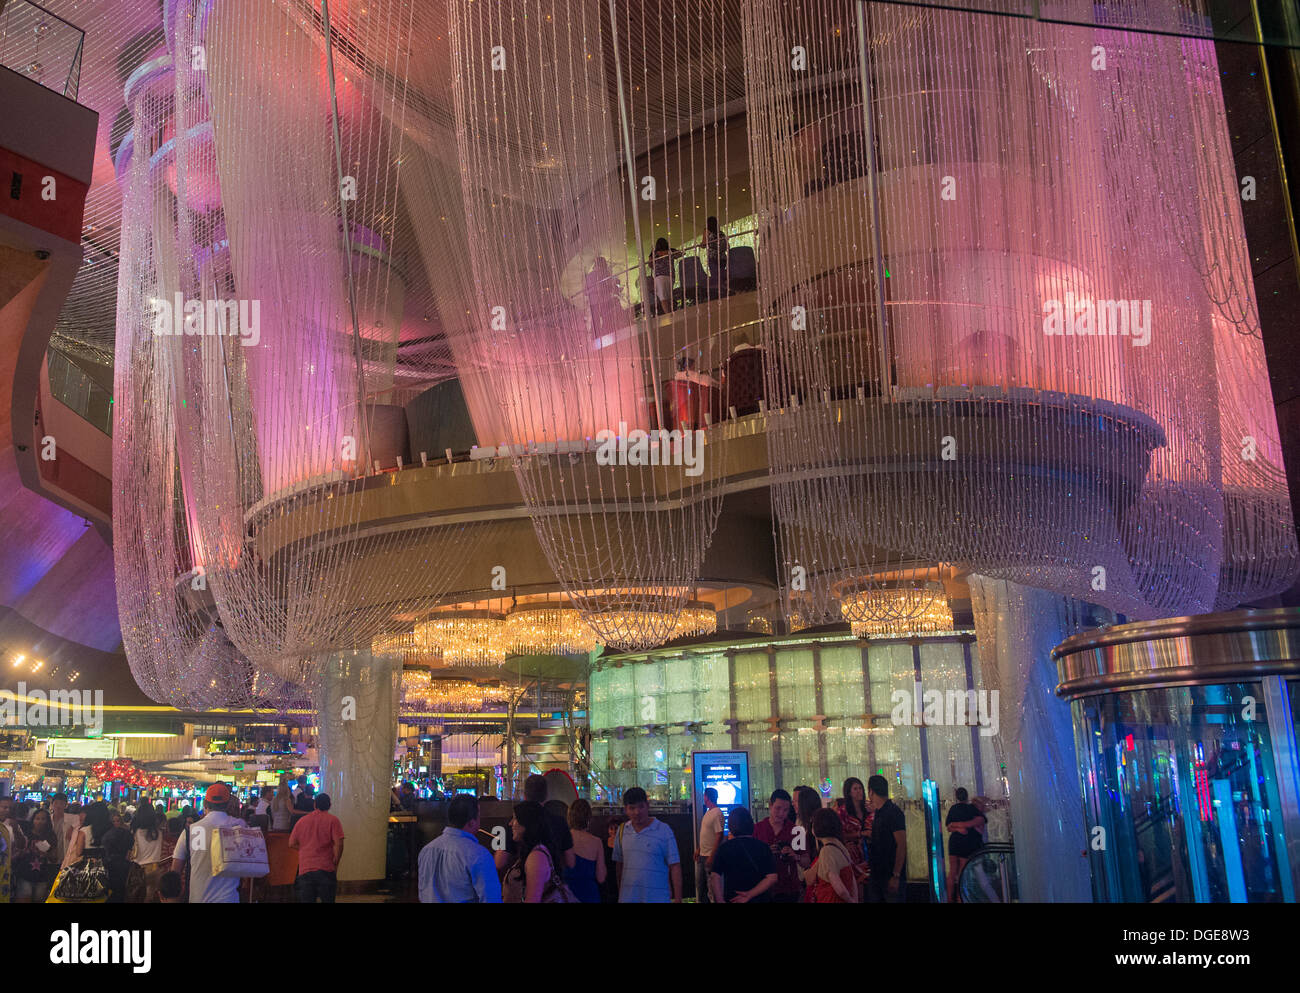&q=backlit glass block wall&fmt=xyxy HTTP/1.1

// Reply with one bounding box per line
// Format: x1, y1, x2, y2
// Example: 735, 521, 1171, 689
589, 633, 1009, 873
